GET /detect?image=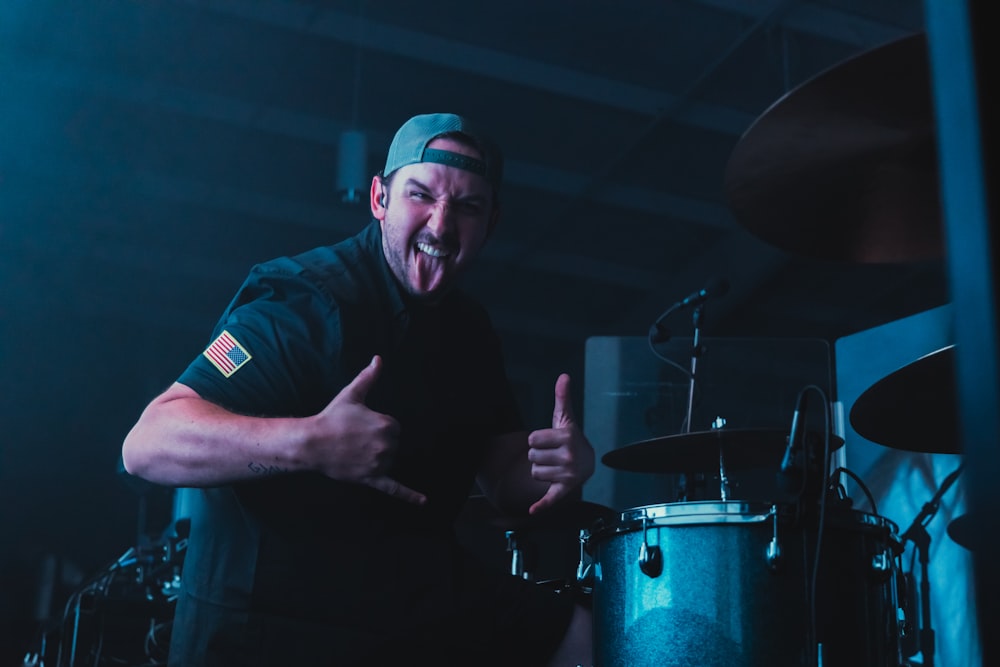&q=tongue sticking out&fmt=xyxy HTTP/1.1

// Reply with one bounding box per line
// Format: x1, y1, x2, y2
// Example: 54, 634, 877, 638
412, 244, 452, 294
